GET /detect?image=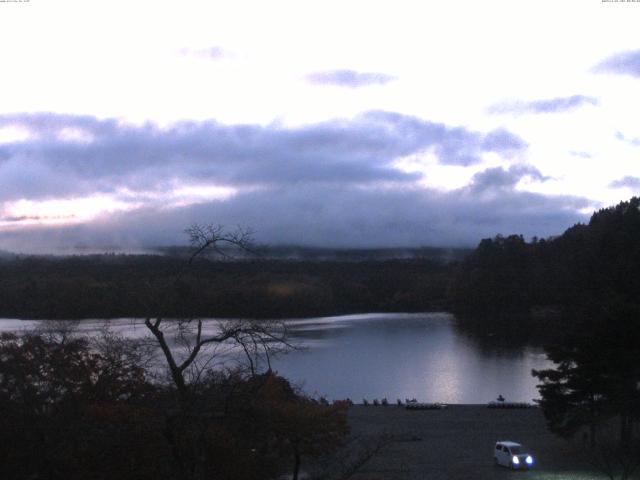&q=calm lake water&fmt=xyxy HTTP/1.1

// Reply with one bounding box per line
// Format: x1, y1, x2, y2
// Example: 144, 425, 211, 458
0, 313, 552, 404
